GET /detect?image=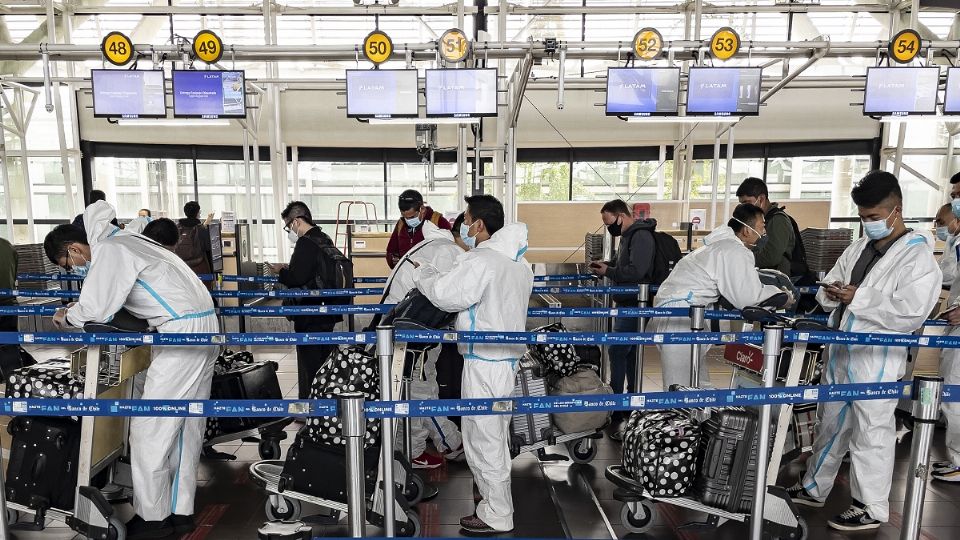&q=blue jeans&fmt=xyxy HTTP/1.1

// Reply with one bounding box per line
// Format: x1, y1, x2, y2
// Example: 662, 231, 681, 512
609, 317, 639, 395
